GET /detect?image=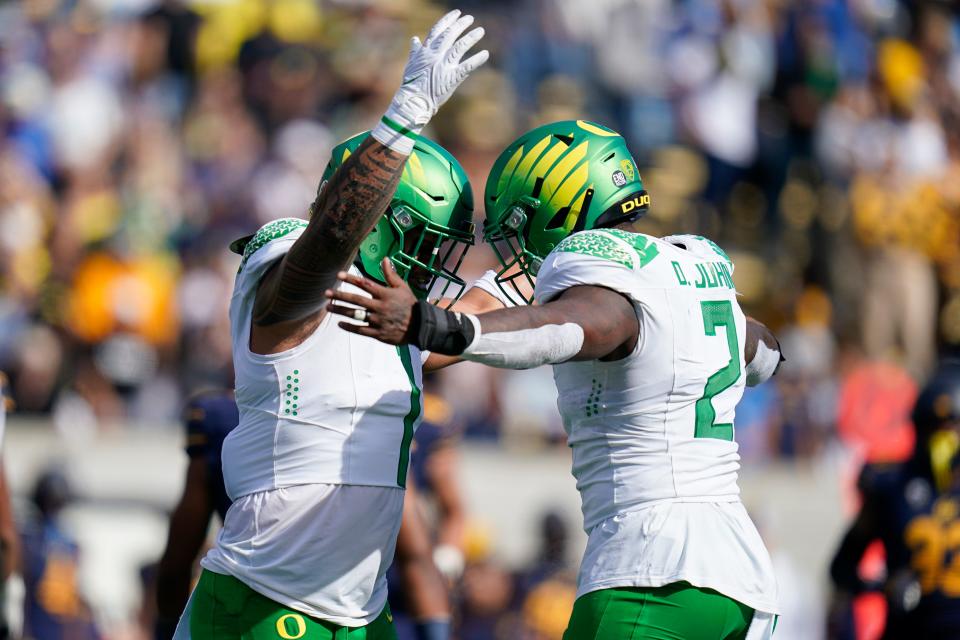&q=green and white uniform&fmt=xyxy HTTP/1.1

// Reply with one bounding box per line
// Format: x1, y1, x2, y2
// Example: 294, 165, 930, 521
196, 219, 422, 629
534, 230, 779, 631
